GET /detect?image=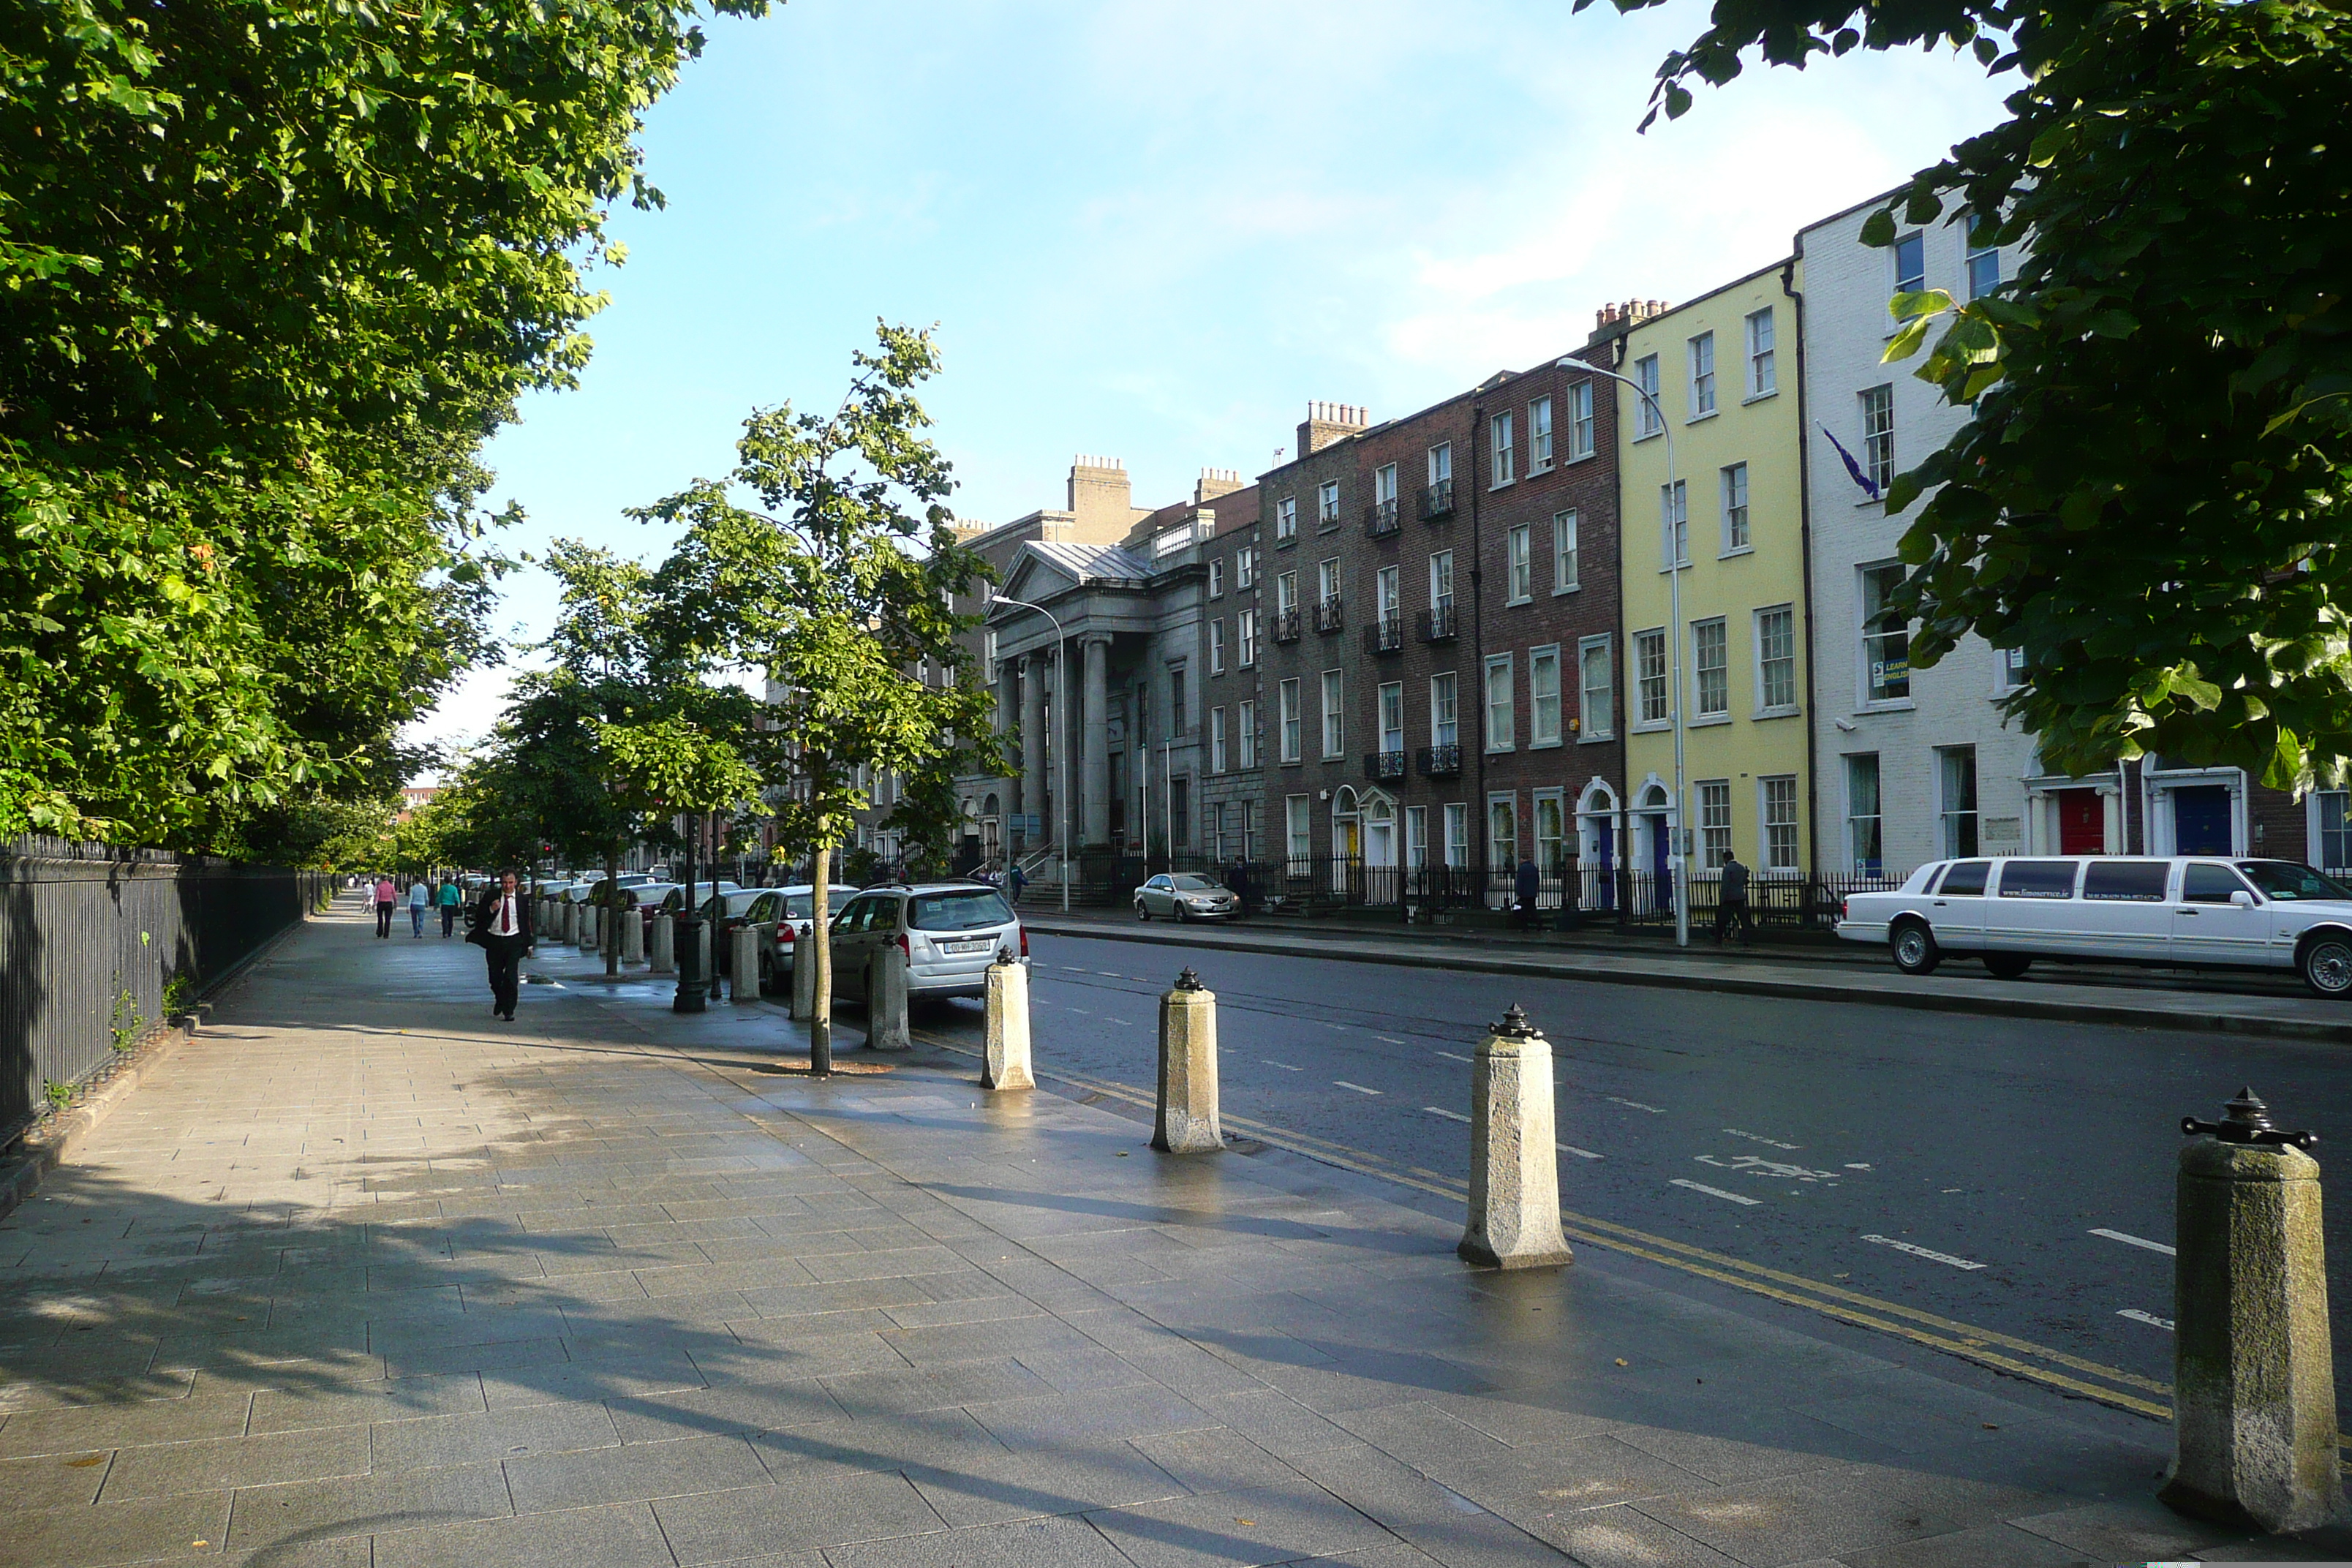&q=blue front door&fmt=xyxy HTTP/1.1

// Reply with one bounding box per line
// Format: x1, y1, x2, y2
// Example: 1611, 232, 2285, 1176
2173, 785, 2233, 855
